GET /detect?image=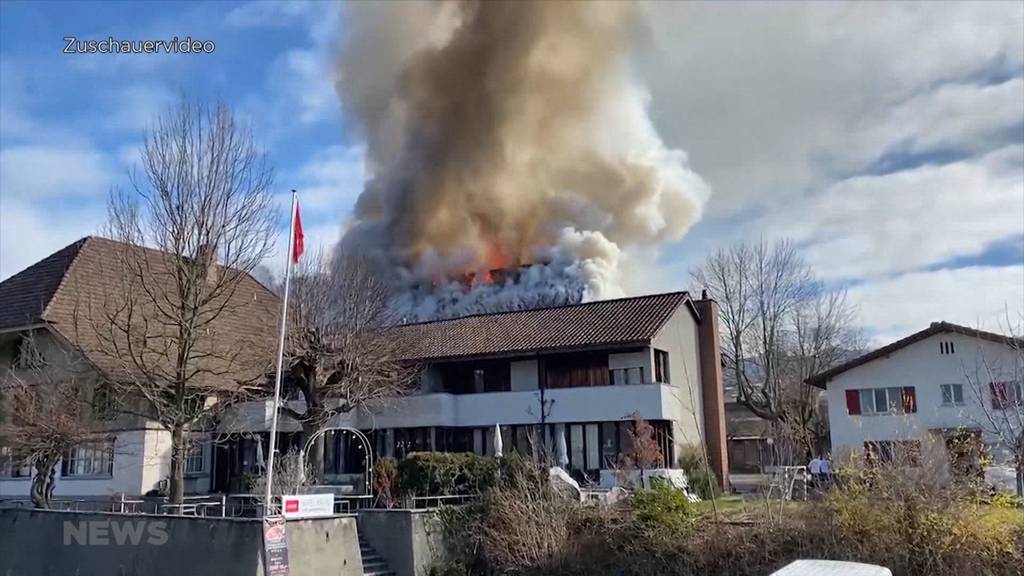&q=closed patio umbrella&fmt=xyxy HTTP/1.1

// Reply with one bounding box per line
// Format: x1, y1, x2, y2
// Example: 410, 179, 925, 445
493, 423, 504, 458
555, 425, 569, 468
